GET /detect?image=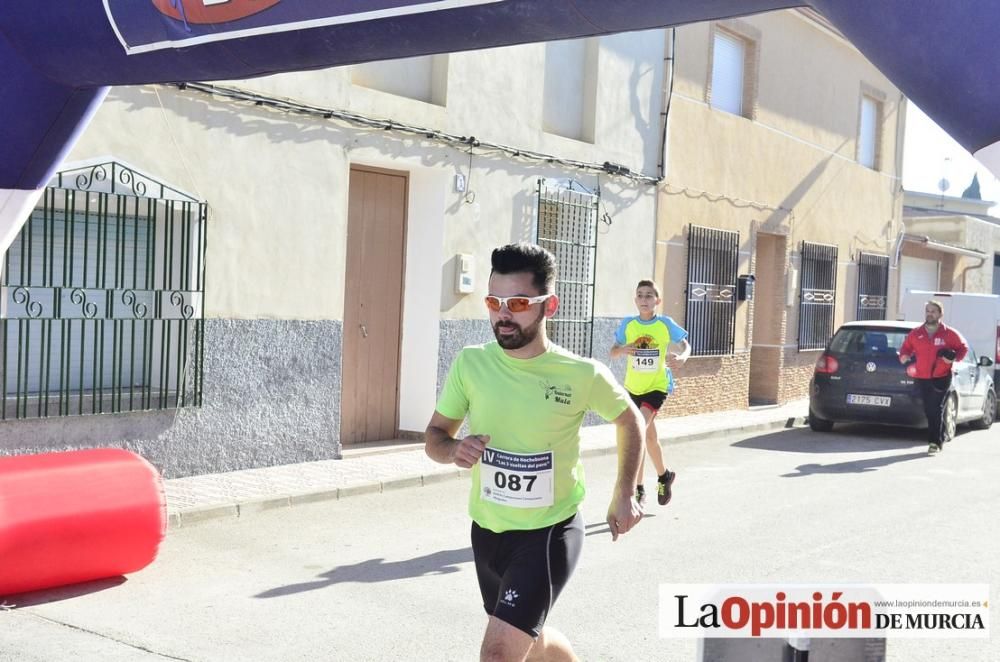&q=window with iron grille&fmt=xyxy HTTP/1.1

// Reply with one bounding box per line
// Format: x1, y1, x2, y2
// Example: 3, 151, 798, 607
798, 241, 838, 350
685, 225, 738, 356
0, 161, 207, 419
535, 180, 598, 357
856, 252, 889, 321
